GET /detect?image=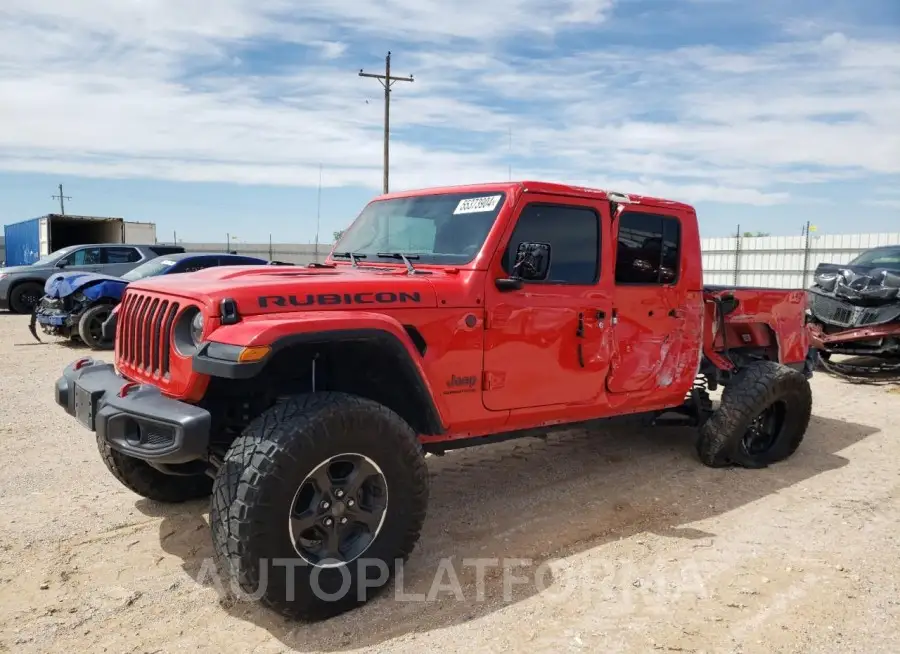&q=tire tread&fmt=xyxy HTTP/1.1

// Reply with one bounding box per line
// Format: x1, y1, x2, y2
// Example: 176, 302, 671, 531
210, 391, 428, 619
